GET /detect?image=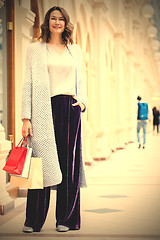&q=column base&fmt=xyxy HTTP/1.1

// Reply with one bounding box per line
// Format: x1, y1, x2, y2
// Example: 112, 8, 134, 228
7, 185, 28, 198
0, 197, 14, 215
18, 188, 28, 197
85, 161, 93, 166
